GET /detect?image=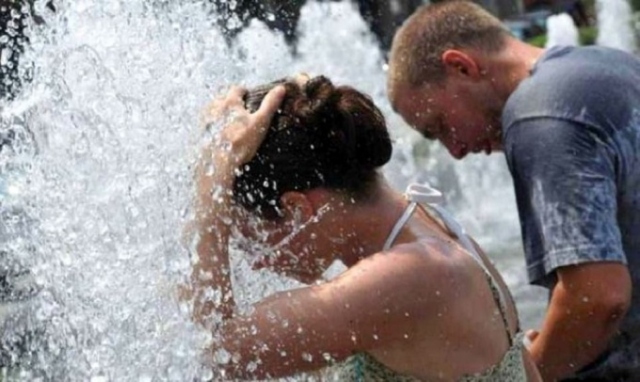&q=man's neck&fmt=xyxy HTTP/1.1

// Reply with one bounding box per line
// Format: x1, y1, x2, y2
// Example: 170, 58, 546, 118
487, 38, 545, 103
